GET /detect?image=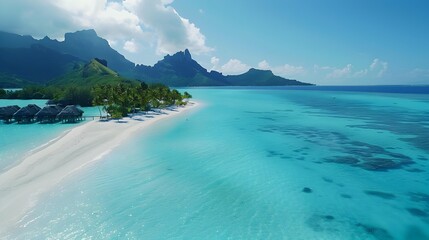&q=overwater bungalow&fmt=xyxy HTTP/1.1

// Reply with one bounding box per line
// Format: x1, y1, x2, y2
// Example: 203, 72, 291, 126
35, 105, 63, 123
0, 105, 20, 123
13, 104, 41, 123
57, 105, 84, 123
